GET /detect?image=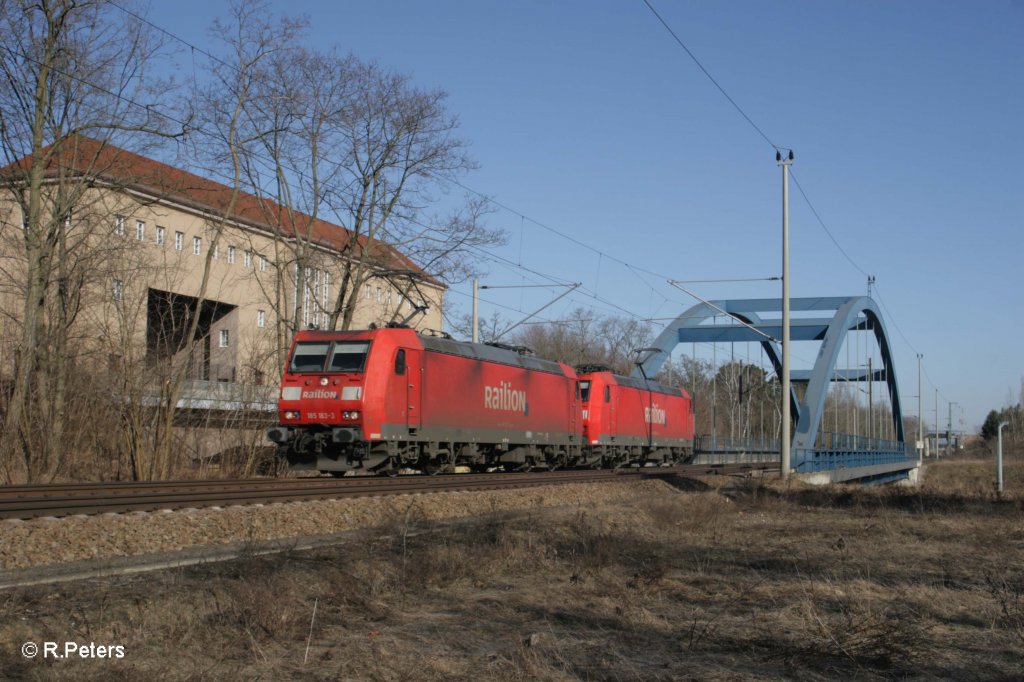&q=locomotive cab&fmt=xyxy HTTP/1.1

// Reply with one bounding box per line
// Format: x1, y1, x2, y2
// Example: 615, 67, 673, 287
267, 336, 371, 464
268, 328, 424, 473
